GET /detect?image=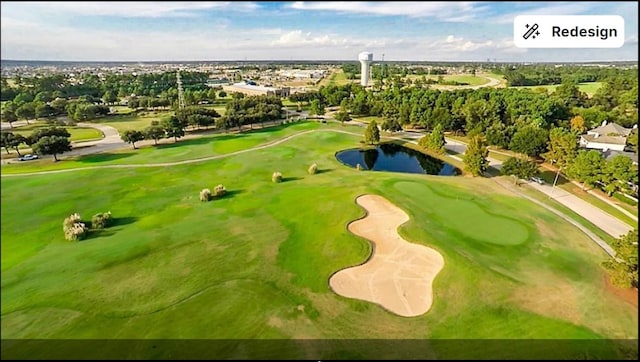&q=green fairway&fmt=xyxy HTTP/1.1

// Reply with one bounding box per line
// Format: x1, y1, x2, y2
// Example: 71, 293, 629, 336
97, 111, 173, 133
9, 123, 104, 143
511, 82, 603, 96
1, 124, 637, 359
